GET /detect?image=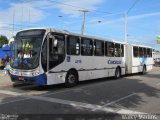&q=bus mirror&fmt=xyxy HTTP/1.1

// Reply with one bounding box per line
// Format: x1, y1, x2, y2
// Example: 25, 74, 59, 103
48, 35, 58, 47
53, 39, 58, 47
